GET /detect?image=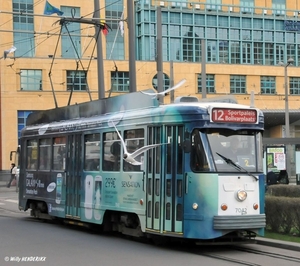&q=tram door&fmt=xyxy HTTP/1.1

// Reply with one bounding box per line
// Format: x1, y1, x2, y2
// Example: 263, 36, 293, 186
146, 126, 184, 234
65, 134, 82, 219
